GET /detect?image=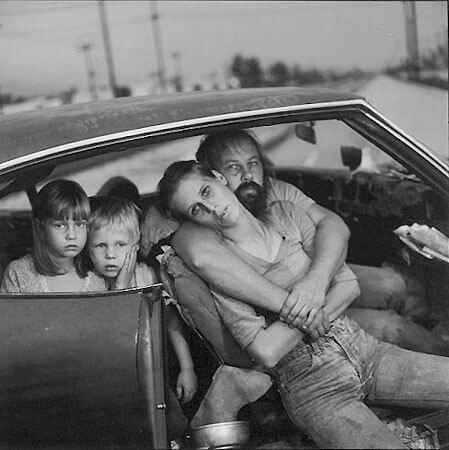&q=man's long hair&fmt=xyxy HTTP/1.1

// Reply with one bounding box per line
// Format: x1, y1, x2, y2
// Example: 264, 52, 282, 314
195, 129, 273, 187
